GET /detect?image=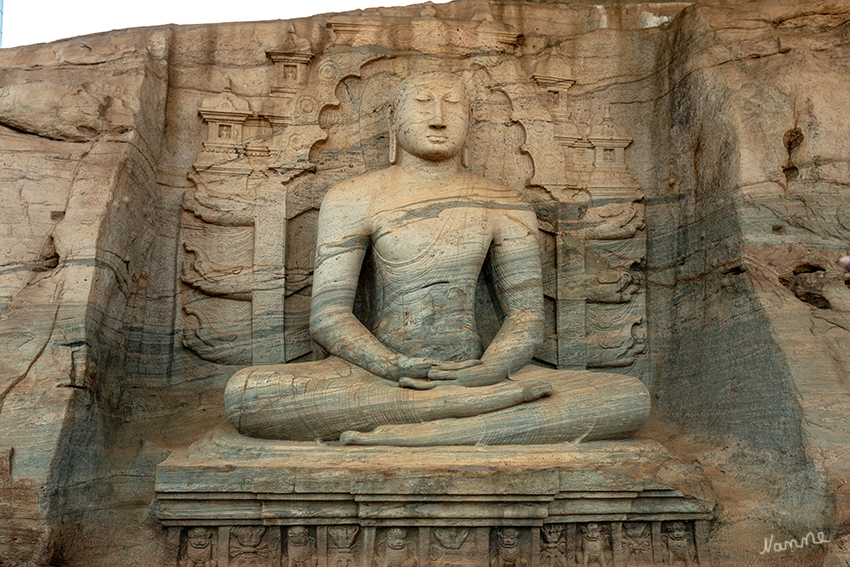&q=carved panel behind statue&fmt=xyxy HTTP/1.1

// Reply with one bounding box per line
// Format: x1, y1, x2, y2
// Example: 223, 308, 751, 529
177, 19, 648, 385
